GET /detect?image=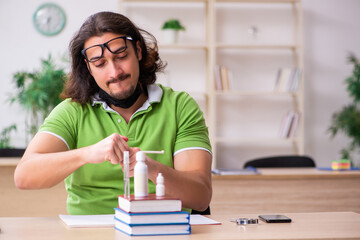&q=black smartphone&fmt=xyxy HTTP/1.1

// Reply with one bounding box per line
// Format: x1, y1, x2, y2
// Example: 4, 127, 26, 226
259, 215, 292, 223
